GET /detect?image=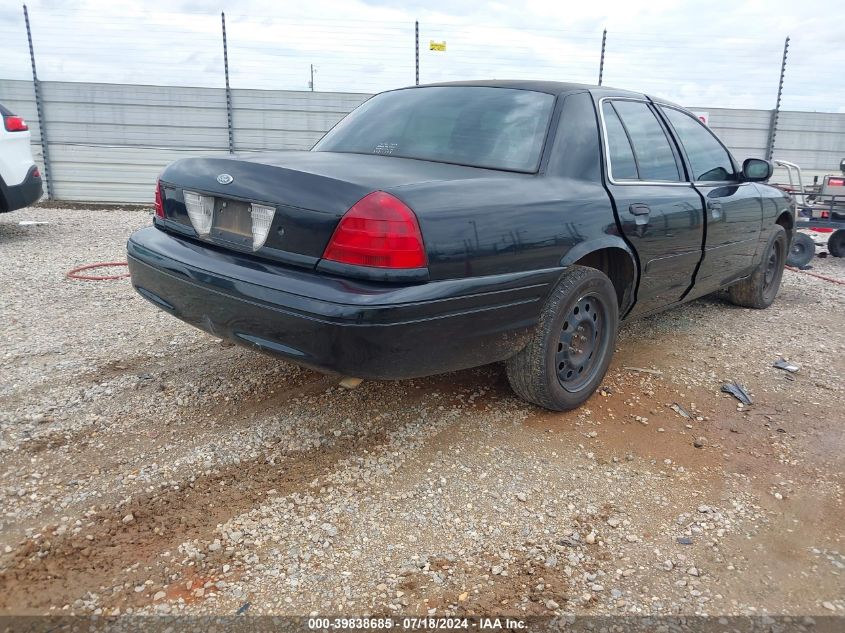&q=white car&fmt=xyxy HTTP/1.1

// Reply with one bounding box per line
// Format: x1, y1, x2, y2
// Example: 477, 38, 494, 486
0, 103, 42, 213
